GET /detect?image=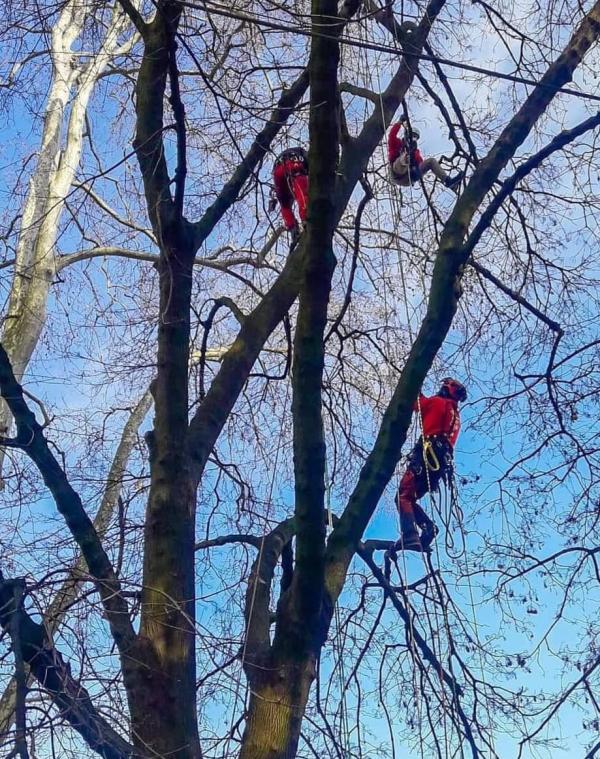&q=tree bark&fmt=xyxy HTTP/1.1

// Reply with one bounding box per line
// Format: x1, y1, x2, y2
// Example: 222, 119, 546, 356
240, 0, 341, 754
239, 664, 315, 759
122, 3, 202, 755
235, 520, 313, 759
